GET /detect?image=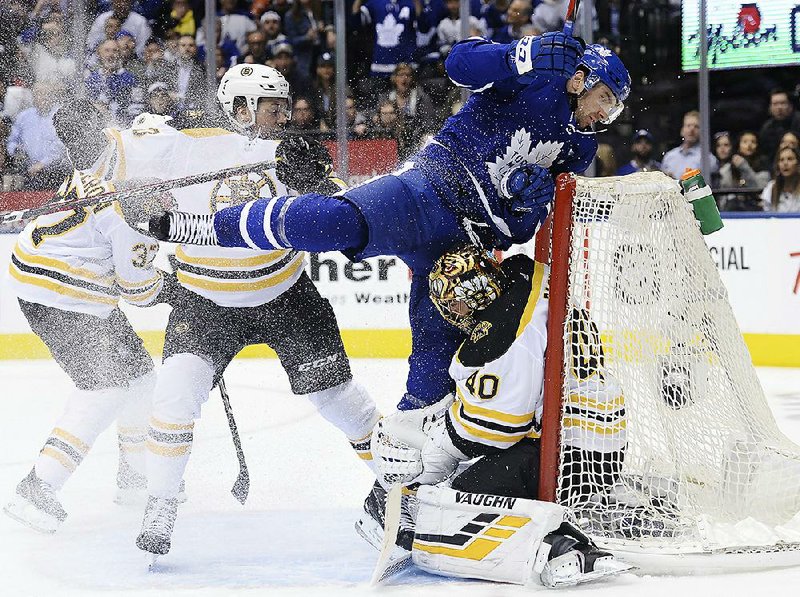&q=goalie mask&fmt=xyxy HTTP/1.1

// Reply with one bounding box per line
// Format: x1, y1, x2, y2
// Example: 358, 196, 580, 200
577, 45, 631, 125
429, 245, 506, 332
217, 64, 291, 134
